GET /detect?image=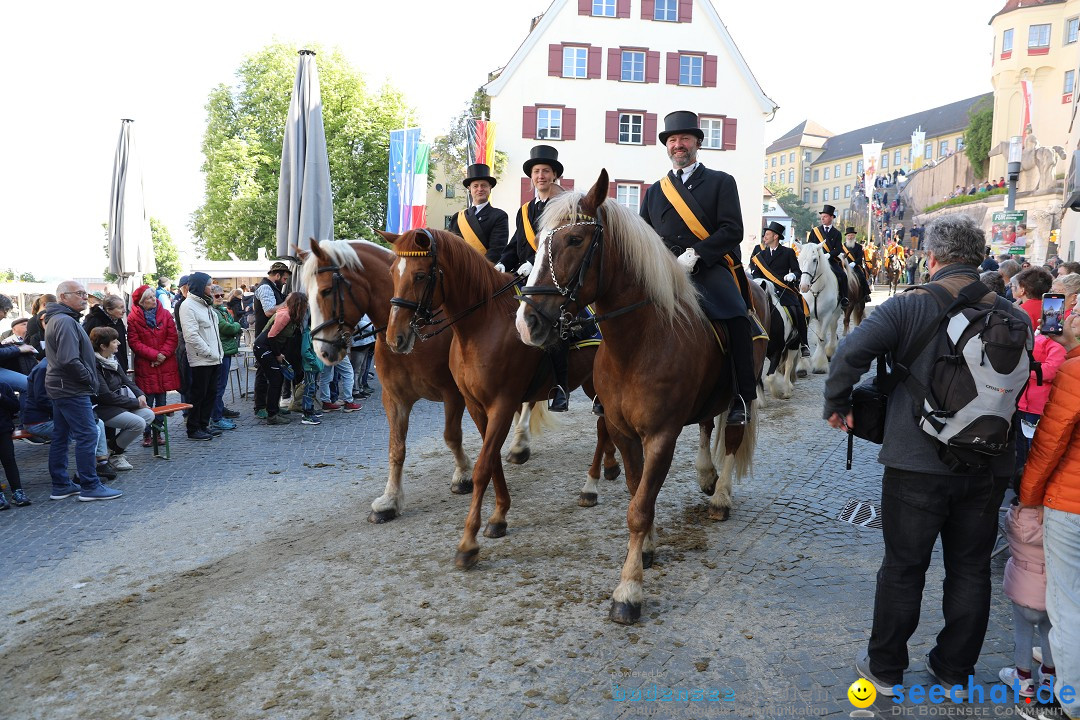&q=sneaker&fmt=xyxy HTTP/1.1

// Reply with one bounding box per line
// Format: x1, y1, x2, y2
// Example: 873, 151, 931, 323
212, 418, 237, 431
187, 430, 213, 441
266, 413, 291, 425
255, 409, 268, 420
78, 483, 124, 502
22, 434, 48, 445
142, 436, 153, 448
342, 401, 362, 413
222, 408, 241, 419
301, 414, 322, 425
50, 482, 82, 500
855, 648, 897, 697
109, 454, 133, 472
321, 402, 342, 412
96, 461, 118, 480
926, 654, 968, 700
999, 667, 1035, 698
0, 494, 8, 511
203, 426, 224, 437
11, 489, 31, 507
278, 407, 291, 416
